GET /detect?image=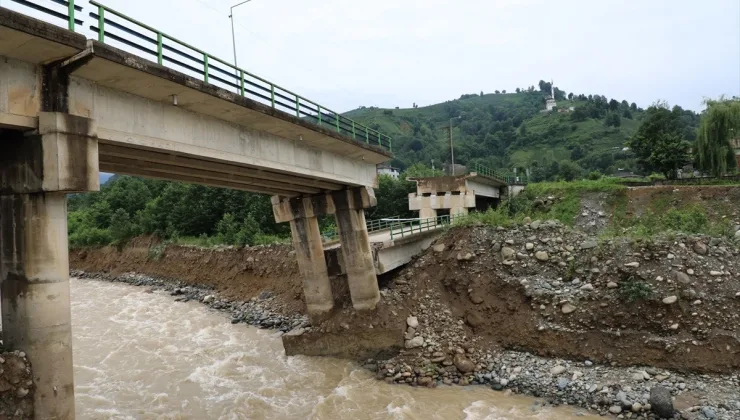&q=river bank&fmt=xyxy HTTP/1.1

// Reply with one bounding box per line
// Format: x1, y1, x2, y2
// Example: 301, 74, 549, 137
70, 242, 740, 420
